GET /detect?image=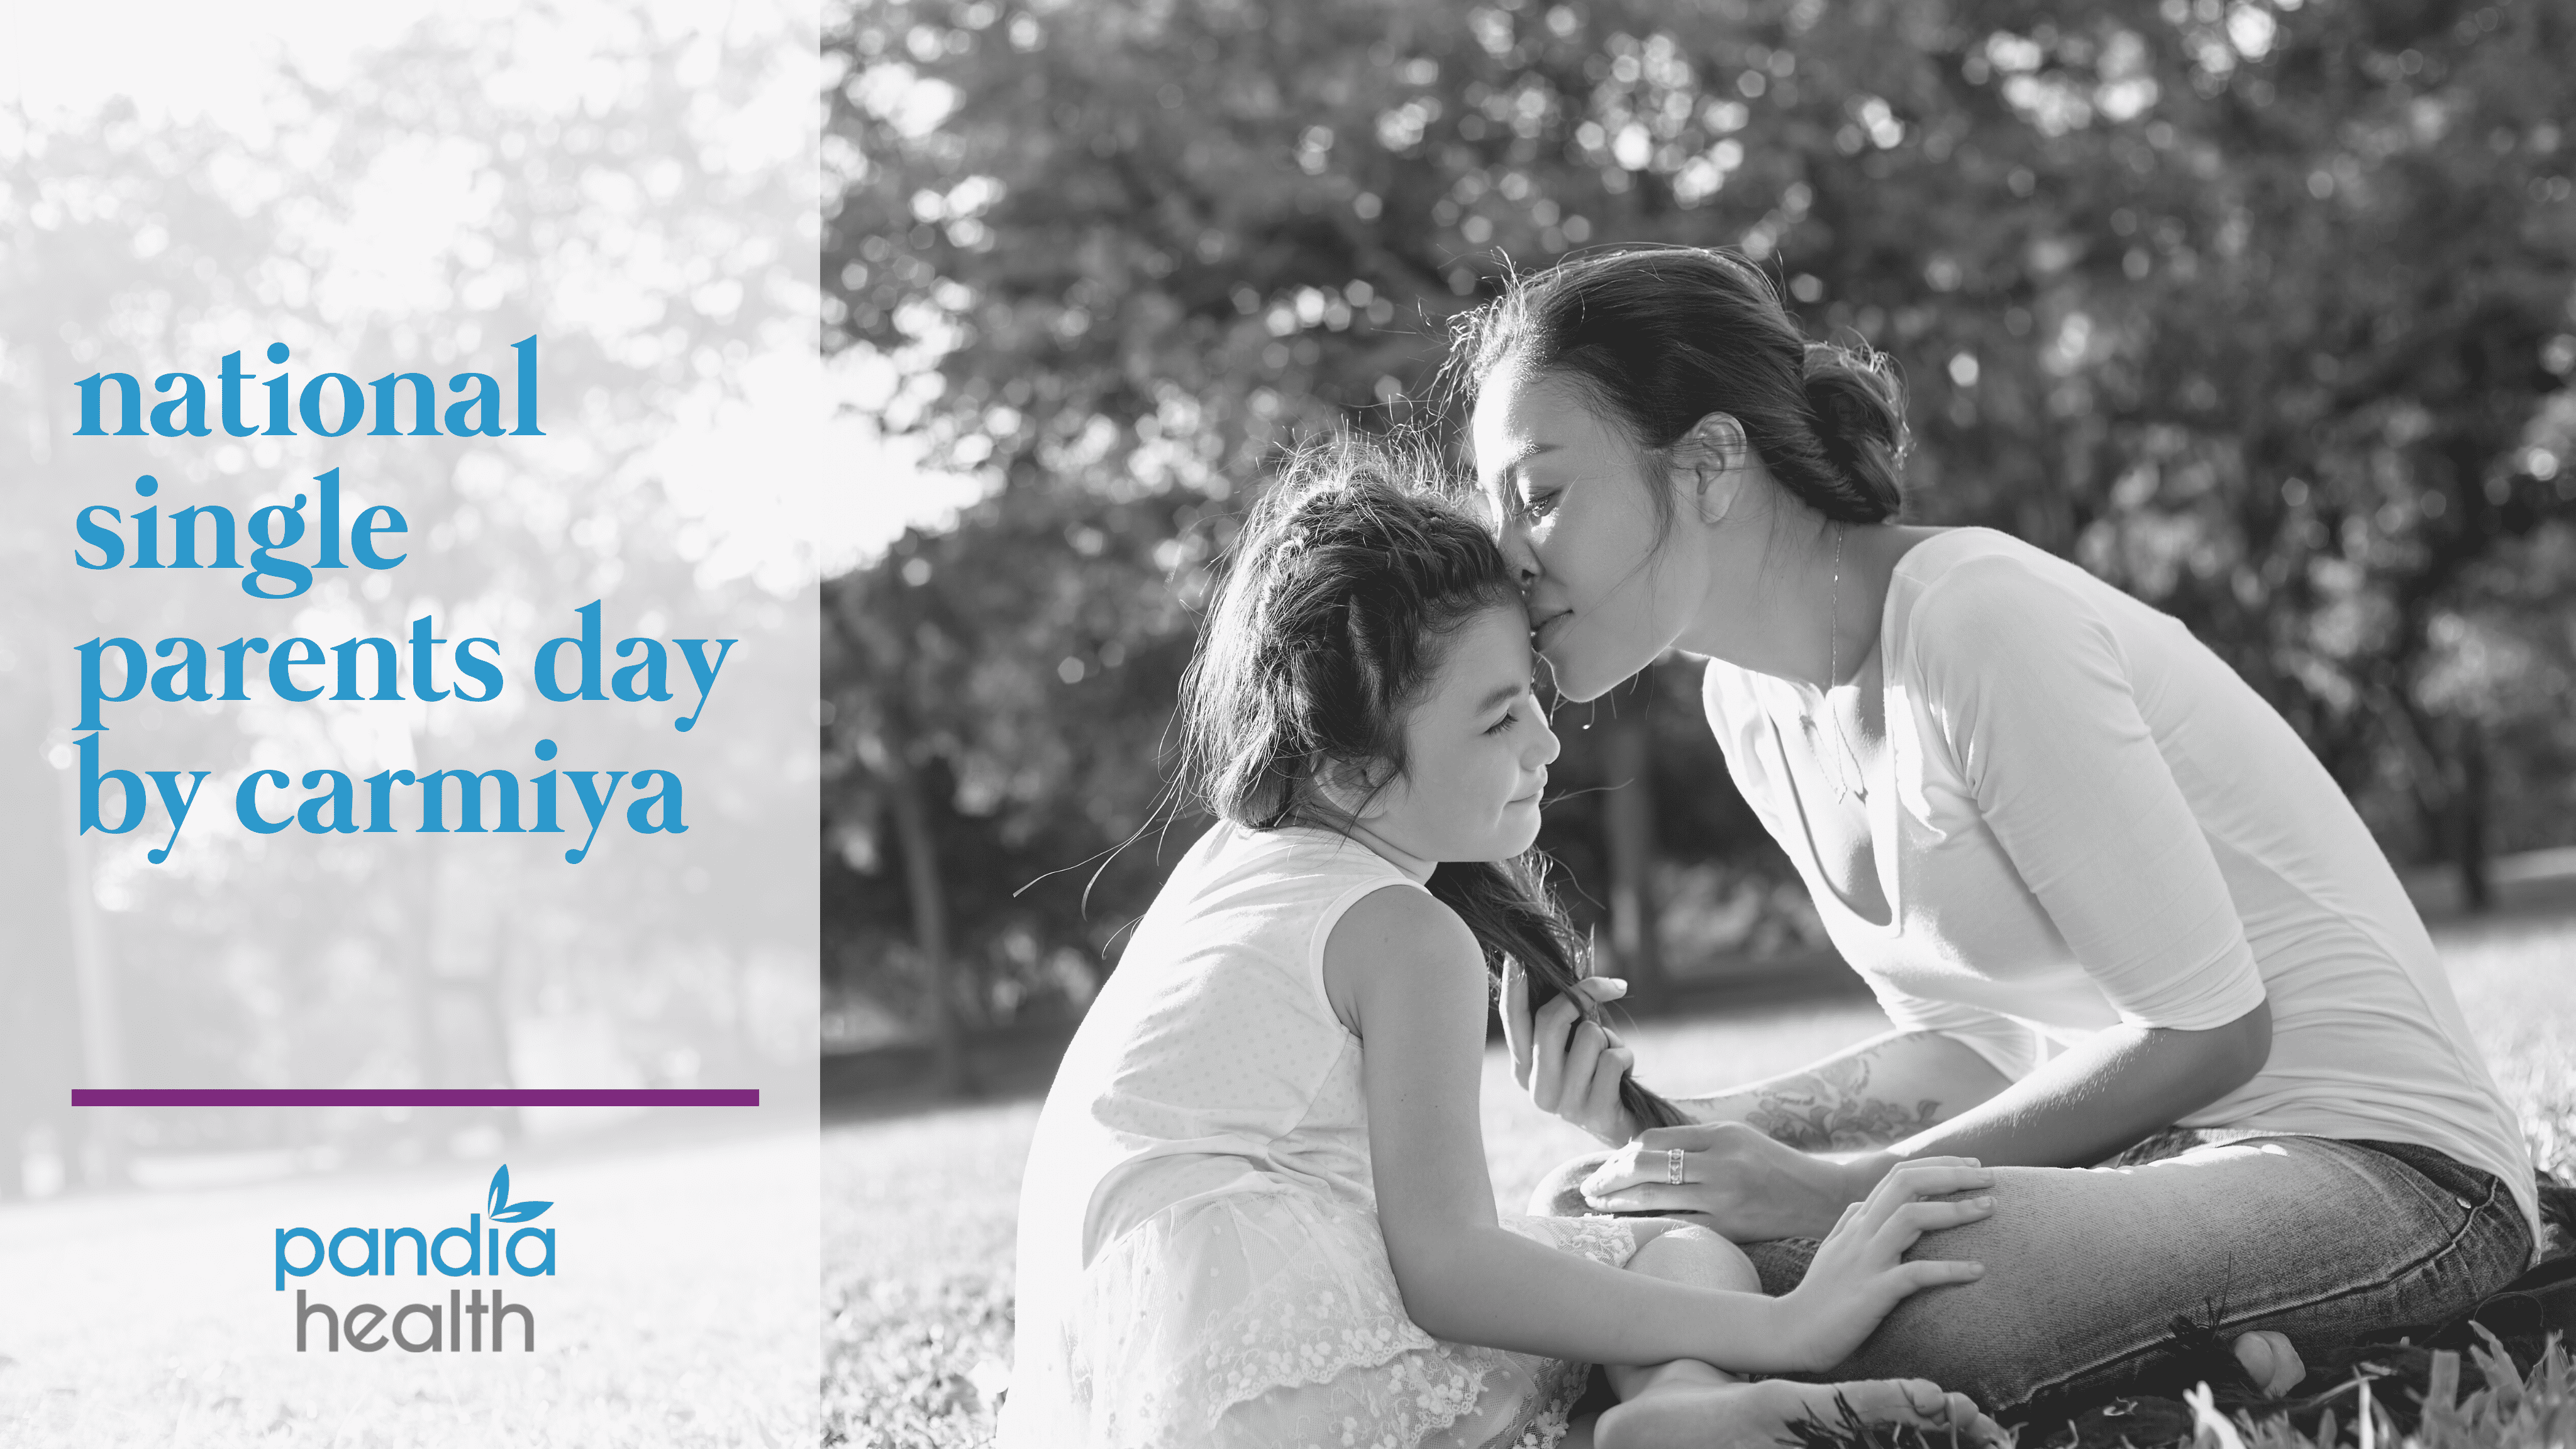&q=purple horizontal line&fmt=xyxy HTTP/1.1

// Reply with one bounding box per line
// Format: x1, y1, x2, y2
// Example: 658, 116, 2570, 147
71, 1089, 760, 1108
